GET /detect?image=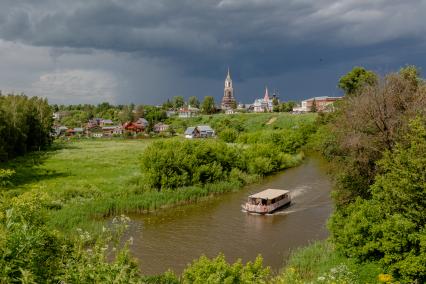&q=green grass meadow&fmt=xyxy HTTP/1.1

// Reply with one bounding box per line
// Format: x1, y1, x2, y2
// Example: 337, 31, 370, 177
1, 113, 315, 234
